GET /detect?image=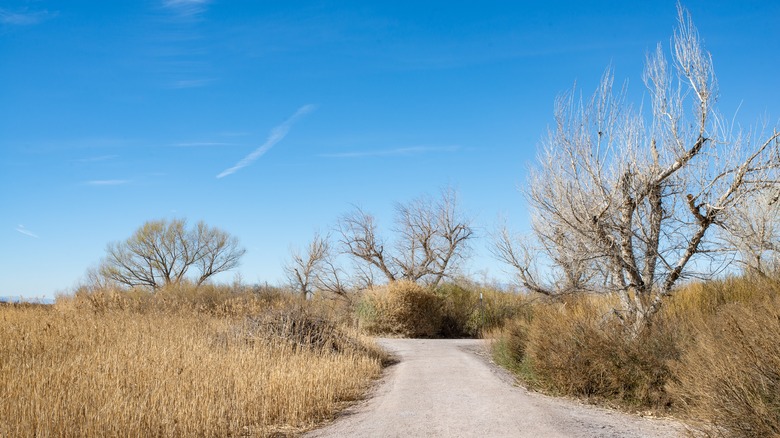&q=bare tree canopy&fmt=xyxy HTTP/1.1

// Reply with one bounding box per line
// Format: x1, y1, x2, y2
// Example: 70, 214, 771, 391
338, 188, 473, 287
284, 231, 332, 299
720, 188, 780, 277
284, 231, 377, 299
100, 218, 246, 290
496, 6, 780, 331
